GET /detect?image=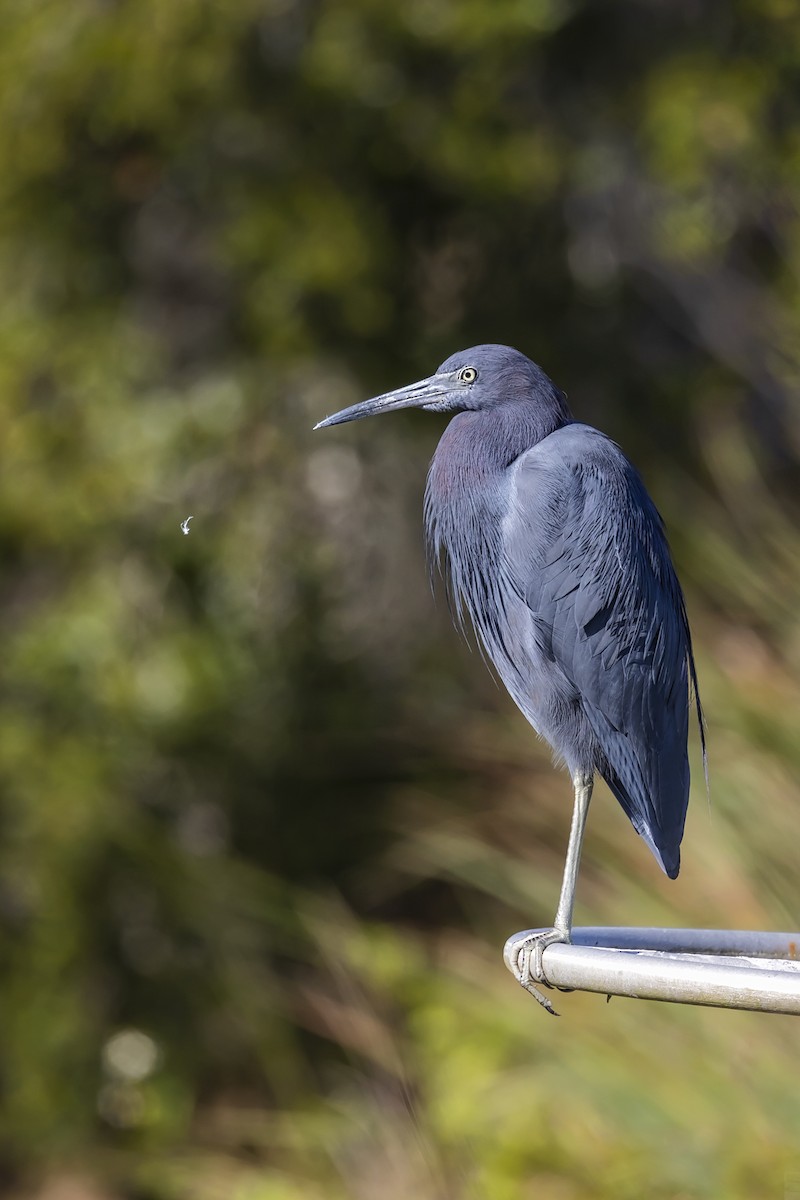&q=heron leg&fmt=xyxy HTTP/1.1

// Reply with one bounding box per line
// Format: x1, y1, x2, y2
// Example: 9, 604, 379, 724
505, 772, 593, 1015
552, 770, 593, 939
